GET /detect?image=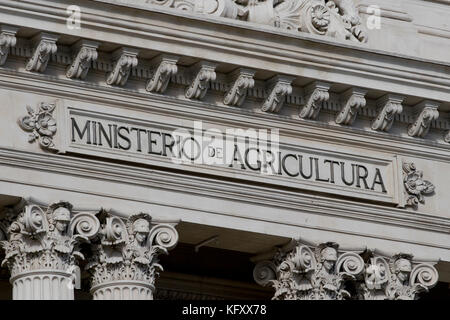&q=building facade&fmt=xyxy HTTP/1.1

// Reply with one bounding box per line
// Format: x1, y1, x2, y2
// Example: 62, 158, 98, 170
0, 0, 449, 300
